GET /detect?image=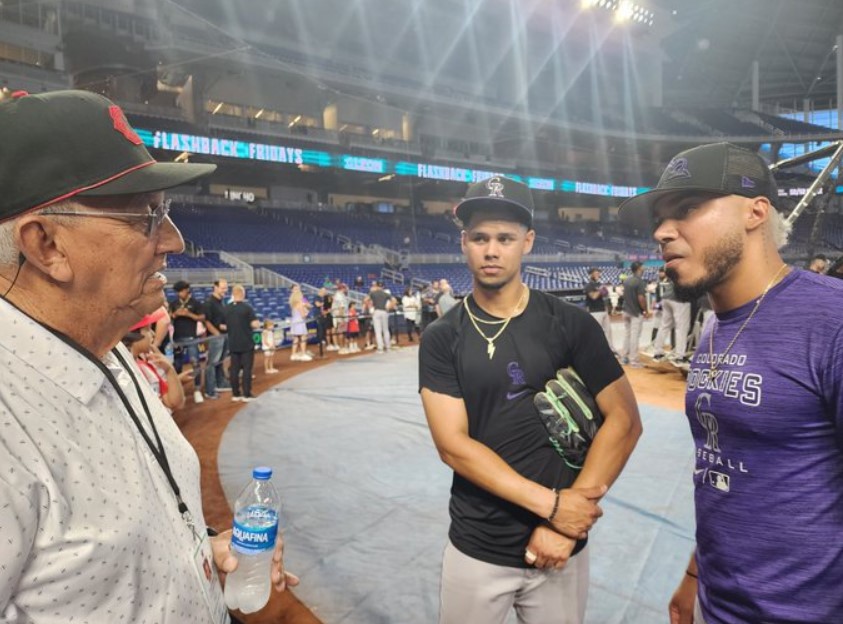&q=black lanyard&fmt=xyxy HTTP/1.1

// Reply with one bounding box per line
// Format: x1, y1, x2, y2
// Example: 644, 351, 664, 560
20, 314, 194, 526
